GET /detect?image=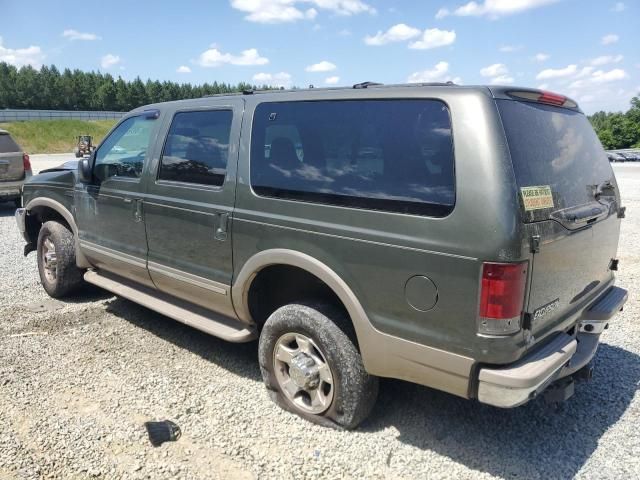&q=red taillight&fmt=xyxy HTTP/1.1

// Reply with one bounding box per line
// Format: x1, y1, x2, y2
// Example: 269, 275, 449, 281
23, 153, 31, 172
479, 262, 528, 320
538, 91, 566, 106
